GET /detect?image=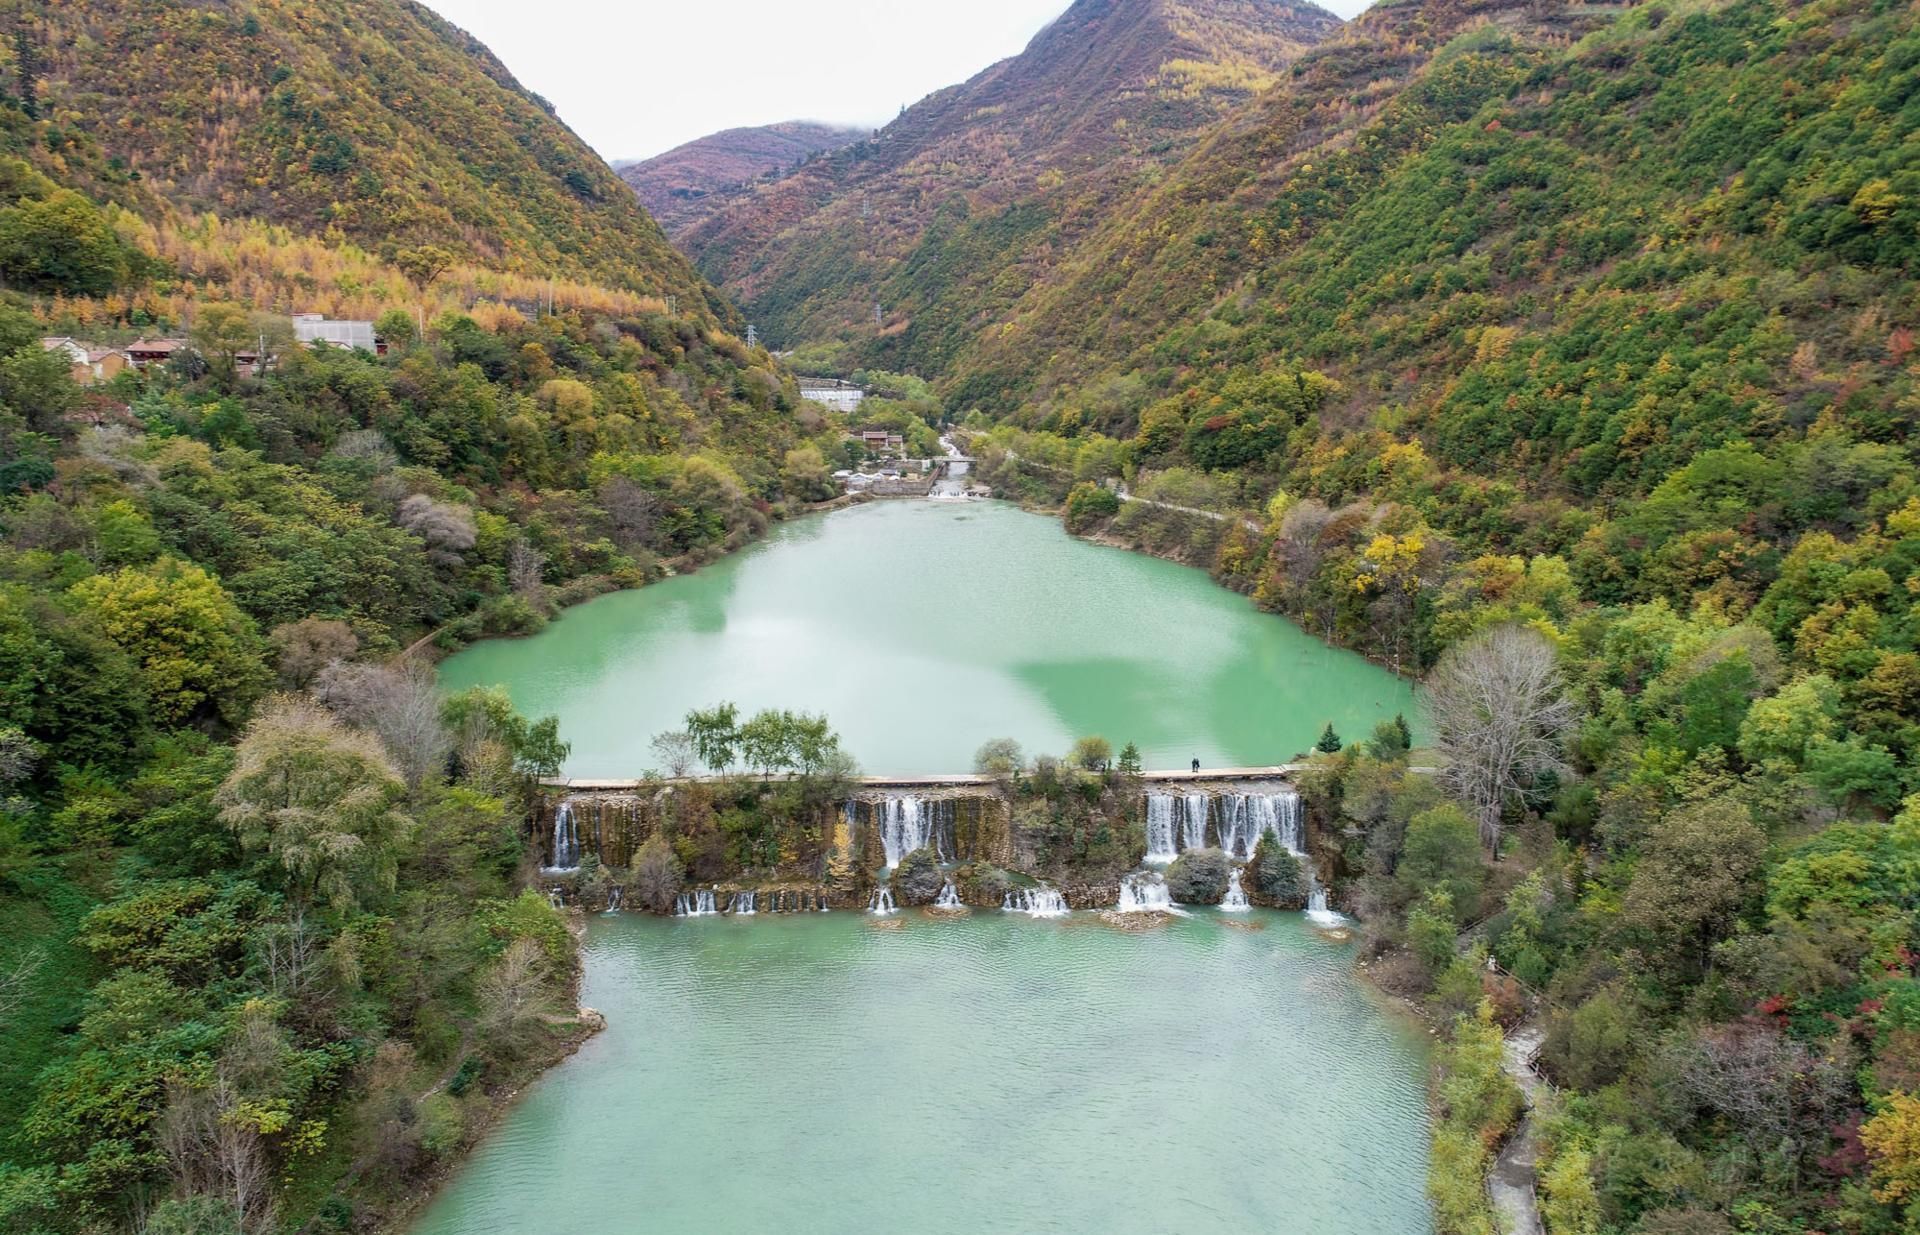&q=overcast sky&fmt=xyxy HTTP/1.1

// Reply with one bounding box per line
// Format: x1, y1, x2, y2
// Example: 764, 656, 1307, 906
425, 0, 1370, 163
